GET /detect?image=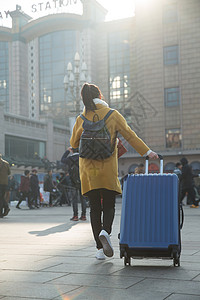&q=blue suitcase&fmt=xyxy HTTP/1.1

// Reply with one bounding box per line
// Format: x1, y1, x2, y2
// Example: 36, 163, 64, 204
119, 155, 183, 267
